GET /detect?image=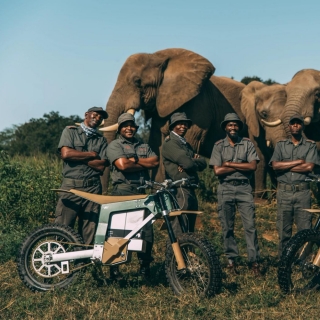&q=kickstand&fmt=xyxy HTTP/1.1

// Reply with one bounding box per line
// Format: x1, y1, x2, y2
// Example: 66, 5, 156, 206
95, 264, 108, 286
